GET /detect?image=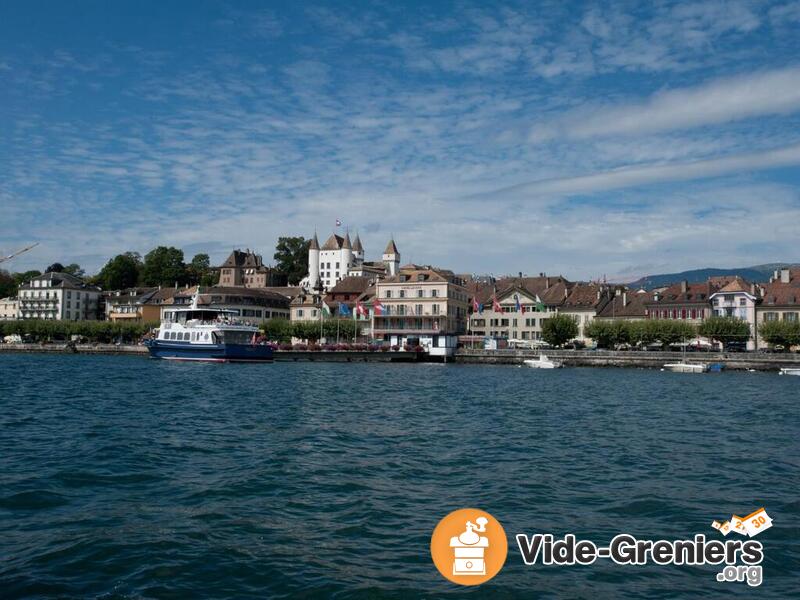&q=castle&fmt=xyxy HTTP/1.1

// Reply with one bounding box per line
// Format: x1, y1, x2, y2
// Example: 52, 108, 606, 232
304, 232, 400, 291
